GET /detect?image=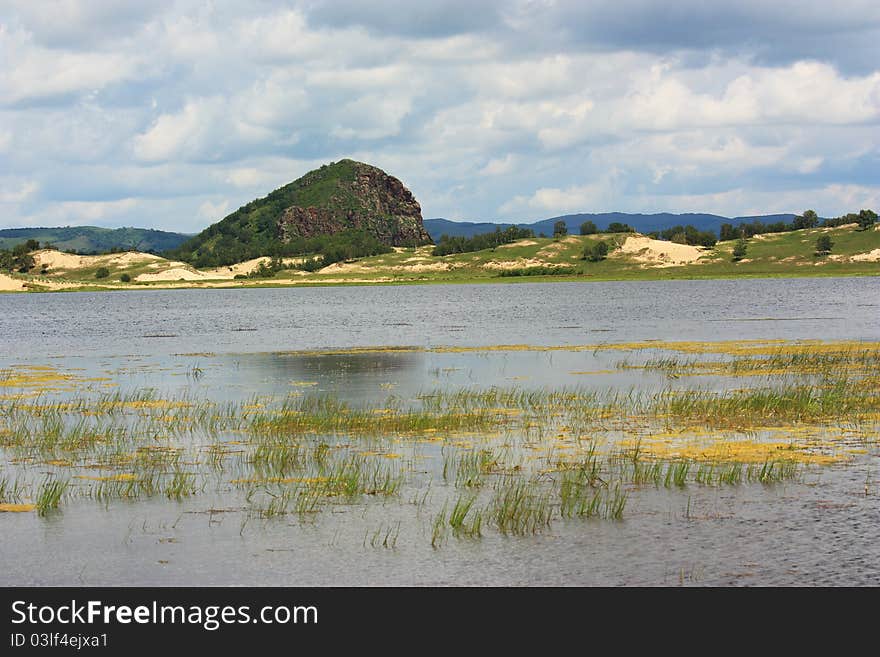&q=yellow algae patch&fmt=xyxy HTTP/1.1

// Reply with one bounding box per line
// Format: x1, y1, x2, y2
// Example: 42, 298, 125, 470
0, 368, 77, 388
0, 503, 36, 513
114, 400, 192, 410
622, 436, 845, 465
280, 339, 880, 358
74, 473, 138, 482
